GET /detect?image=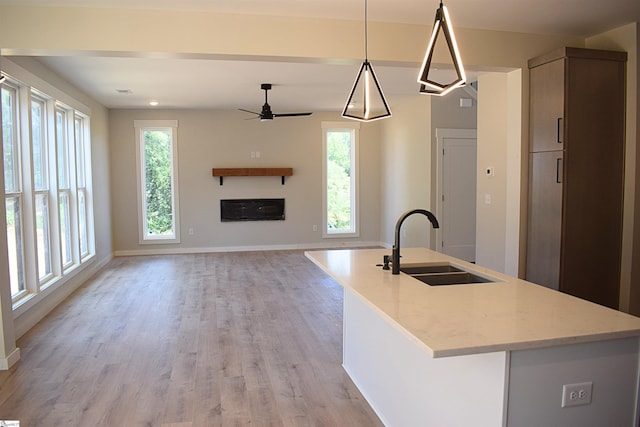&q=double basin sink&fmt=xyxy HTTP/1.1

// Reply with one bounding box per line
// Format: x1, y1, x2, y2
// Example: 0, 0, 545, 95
399, 262, 495, 286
